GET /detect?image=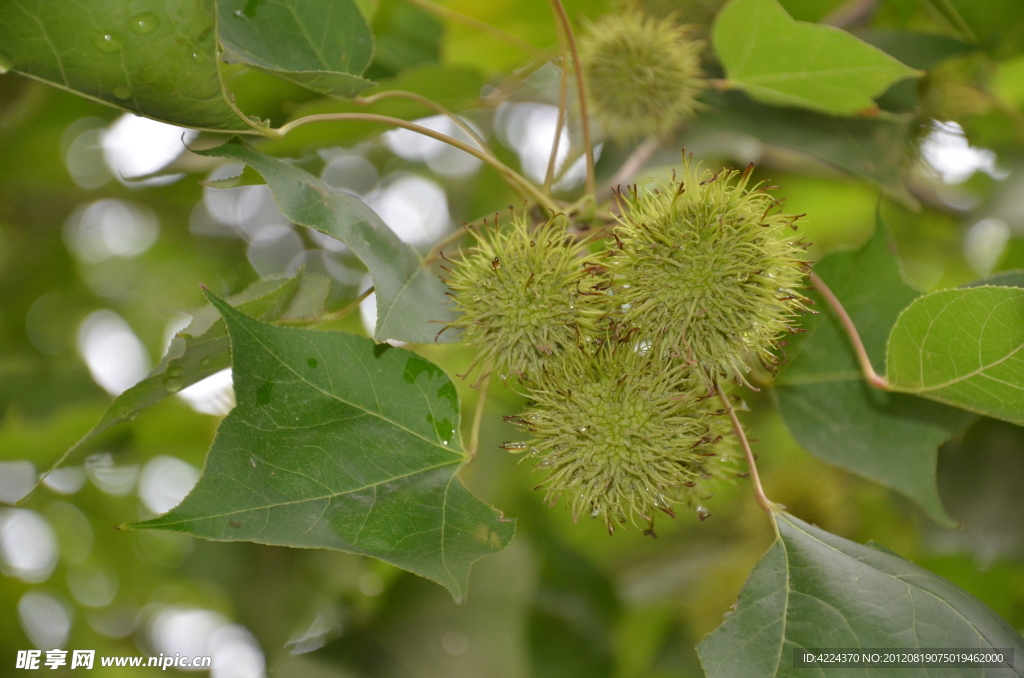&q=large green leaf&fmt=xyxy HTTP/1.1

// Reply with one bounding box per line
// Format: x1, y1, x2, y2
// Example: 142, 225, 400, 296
195, 138, 454, 343
218, 0, 375, 98
887, 286, 1024, 426
698, 512, 1024, 677
0, 0, 251, 130
712, 0, 921, 115
775, 219, 973, 525
129, 292, 513, 601
925, 0, 1024, 58
692, 90, 912, 190
39, 275, 314, 481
